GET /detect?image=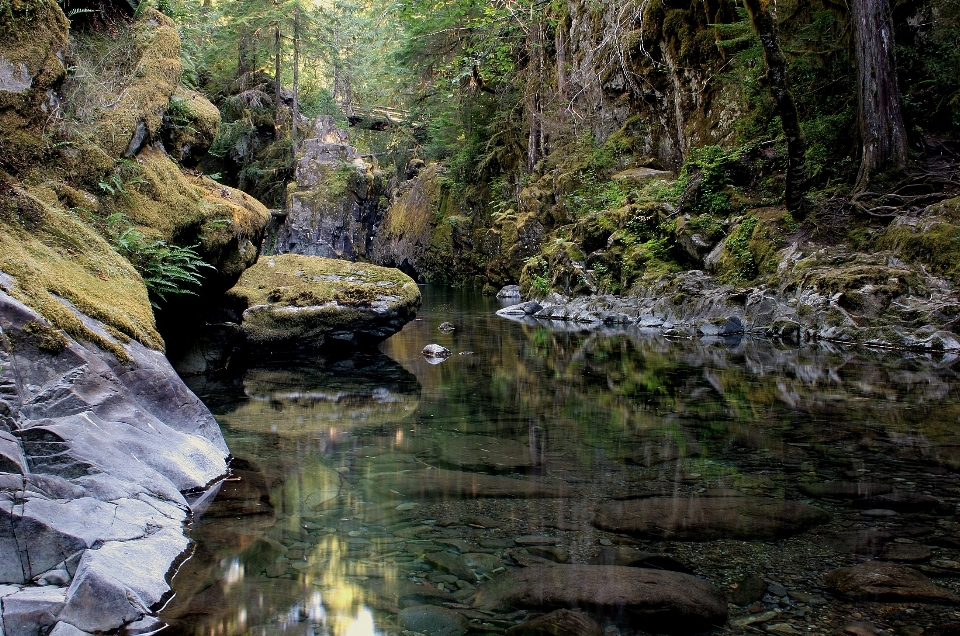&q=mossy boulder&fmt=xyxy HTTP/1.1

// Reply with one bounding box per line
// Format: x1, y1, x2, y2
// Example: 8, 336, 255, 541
0, 0, 69, 173
161, 86, 221, 167
372, 163, 443, 280
877, 197, 960, 284
226, 254, 421, 353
